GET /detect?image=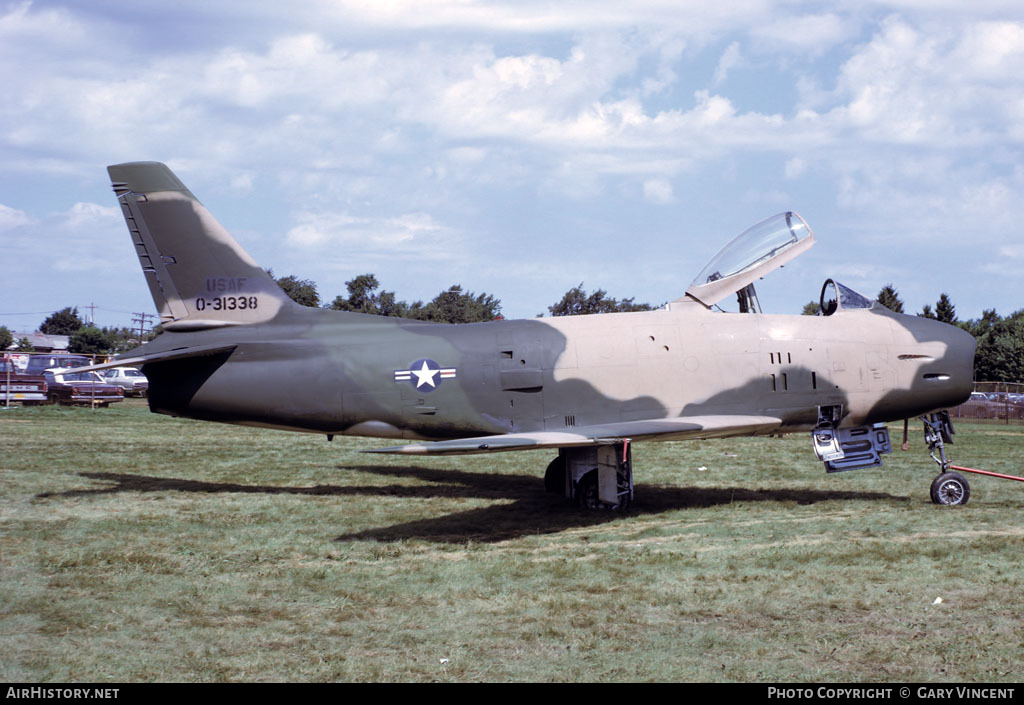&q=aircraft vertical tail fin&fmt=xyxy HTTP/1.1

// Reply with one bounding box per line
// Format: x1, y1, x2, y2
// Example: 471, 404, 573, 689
108, 161, 294, 331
